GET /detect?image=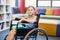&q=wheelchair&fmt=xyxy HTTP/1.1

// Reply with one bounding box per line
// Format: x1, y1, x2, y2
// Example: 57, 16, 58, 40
4, 14, 48, 40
